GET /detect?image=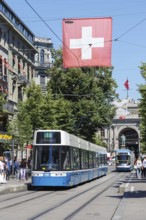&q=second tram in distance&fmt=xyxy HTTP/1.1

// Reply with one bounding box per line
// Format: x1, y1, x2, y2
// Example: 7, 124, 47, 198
31, 130, 108, 187
115, 149, 135, 171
